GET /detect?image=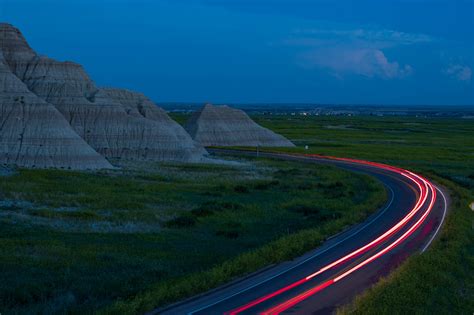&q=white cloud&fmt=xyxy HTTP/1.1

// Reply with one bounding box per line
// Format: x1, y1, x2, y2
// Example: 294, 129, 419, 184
282, 26, 425, 79
443, 64, 472, 81
300, 48, 413, 79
